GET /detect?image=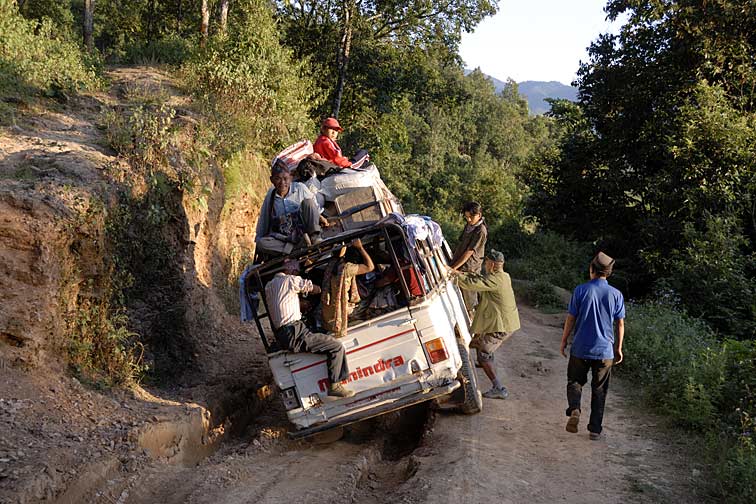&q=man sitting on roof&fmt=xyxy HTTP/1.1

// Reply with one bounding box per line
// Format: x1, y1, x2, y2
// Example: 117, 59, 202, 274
255, 159, 327, 258
313, 117, 369, 169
